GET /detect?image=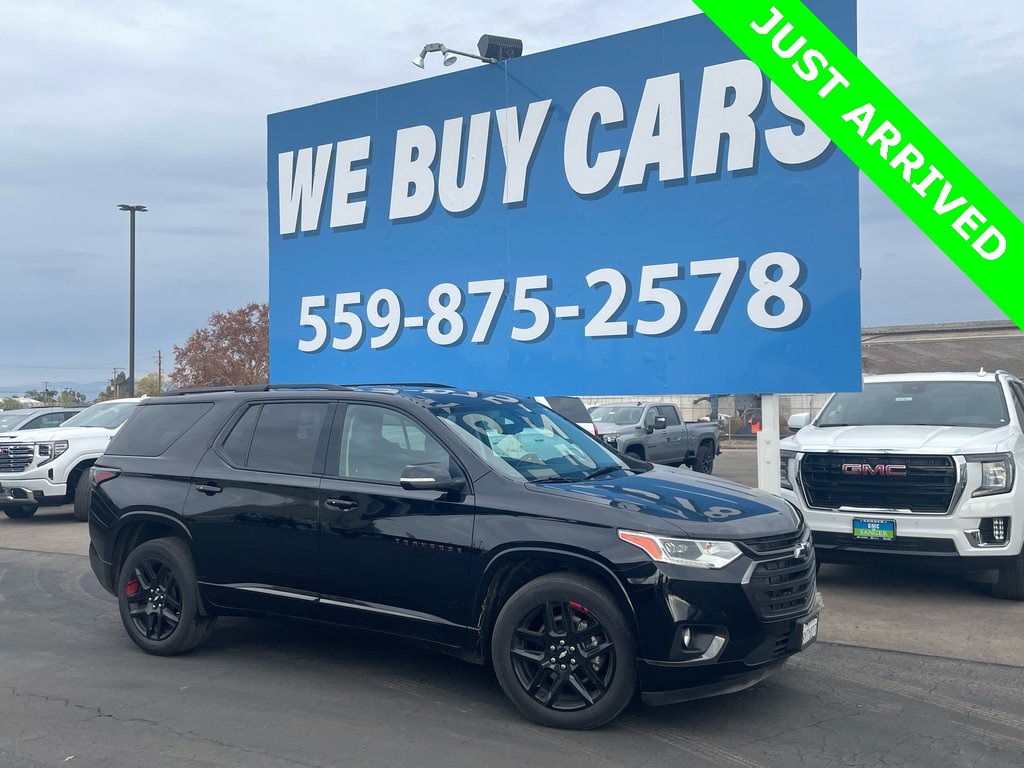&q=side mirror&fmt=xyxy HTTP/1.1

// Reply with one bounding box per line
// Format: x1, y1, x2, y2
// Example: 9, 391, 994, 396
787, 413, 812, 431
400, 462, 465, 492
653, 415, 668, 430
